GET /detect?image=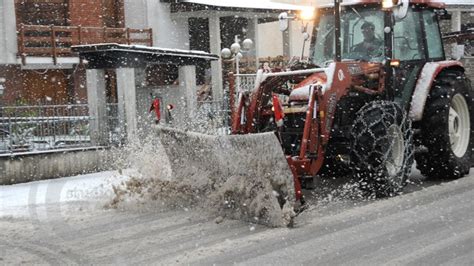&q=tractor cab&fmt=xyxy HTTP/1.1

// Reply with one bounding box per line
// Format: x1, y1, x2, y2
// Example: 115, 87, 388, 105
310, 0, 447, 65
308, 0, 449, 107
